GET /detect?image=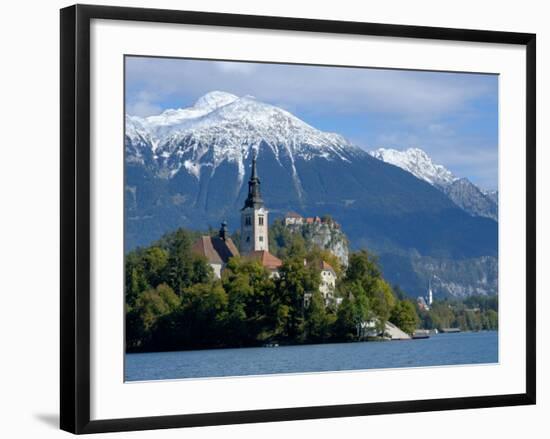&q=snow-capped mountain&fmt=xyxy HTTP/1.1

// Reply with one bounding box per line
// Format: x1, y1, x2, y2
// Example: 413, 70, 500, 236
370, 147, 497, 221
442, 178, 498, 221
125, 92, 498, 298
483, 189, 498, 205
370, 147, 457, 188
127, 91, 360, 187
